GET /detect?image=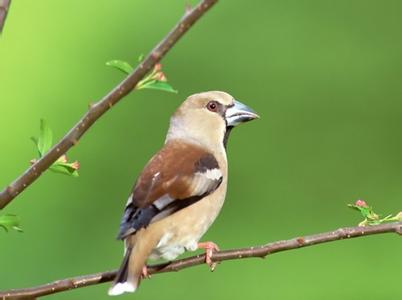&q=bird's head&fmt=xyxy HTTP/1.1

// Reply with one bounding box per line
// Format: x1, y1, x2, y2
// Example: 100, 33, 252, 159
166, 91, 259, 149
